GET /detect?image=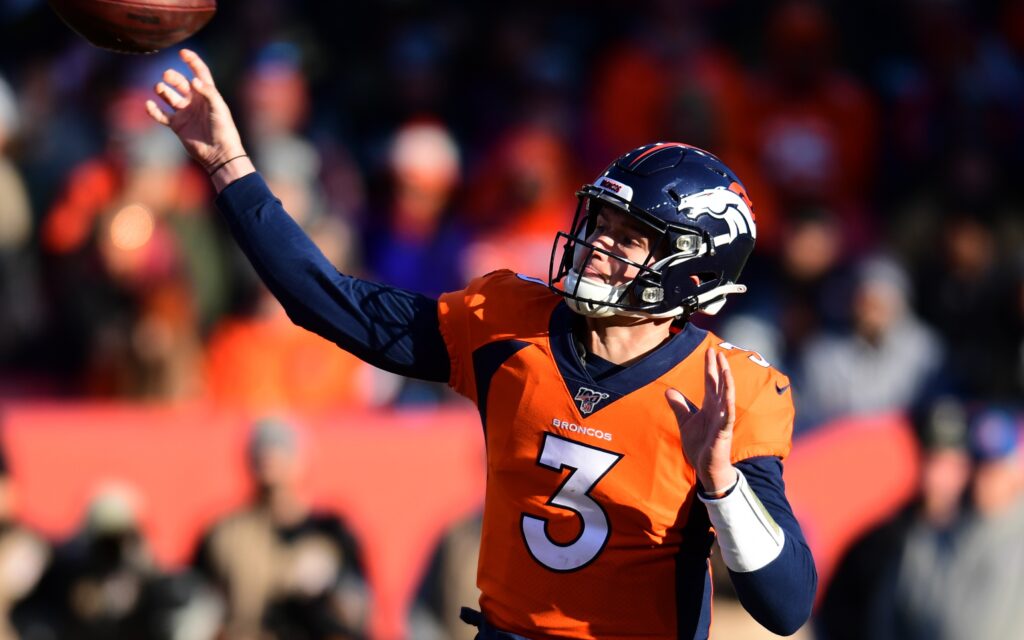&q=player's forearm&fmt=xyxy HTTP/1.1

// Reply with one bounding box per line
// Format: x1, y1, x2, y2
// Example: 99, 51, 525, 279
215, 172, 451, 381
704, 457, 817, 635
727, 522, 817, 635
